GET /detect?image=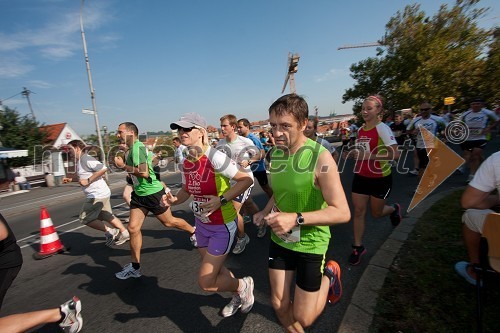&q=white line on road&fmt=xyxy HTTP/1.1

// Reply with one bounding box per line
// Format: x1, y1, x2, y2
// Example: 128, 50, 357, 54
18, 202, 130, 249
